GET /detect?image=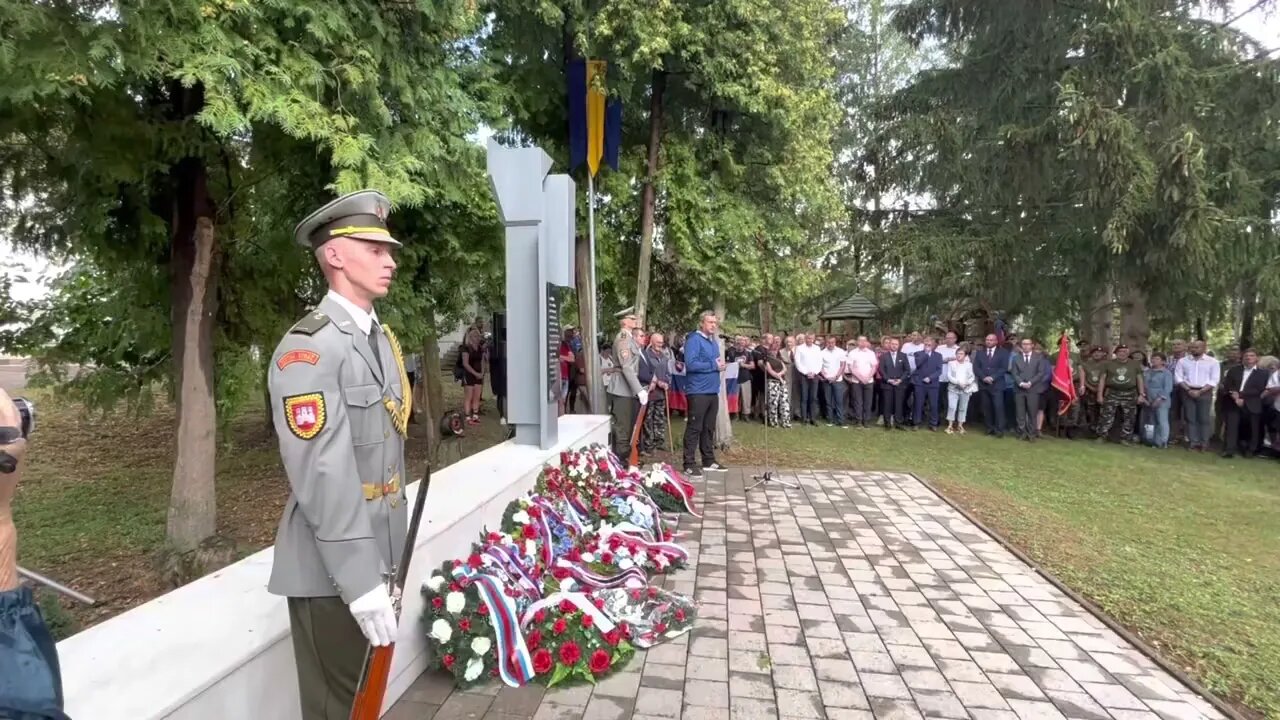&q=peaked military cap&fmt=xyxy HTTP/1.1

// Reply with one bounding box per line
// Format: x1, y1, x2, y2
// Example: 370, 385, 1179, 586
614, 305, 636, 319
294, 189, 401, 248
